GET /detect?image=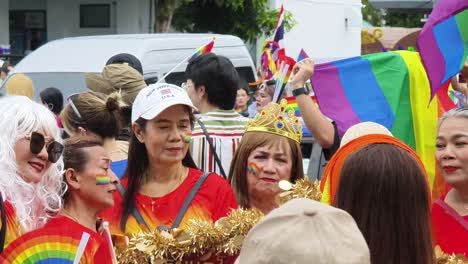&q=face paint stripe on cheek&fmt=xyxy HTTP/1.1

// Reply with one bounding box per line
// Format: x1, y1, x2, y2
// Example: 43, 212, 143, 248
248, 162, 261, 175
184, 132, 192, 143
96, 175, 111, 185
